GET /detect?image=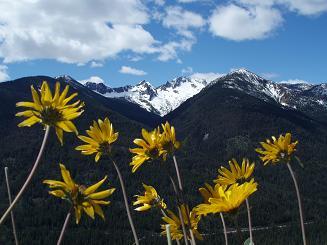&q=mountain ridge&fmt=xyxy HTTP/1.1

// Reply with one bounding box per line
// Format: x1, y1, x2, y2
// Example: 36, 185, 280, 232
72, 69, 327, 119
